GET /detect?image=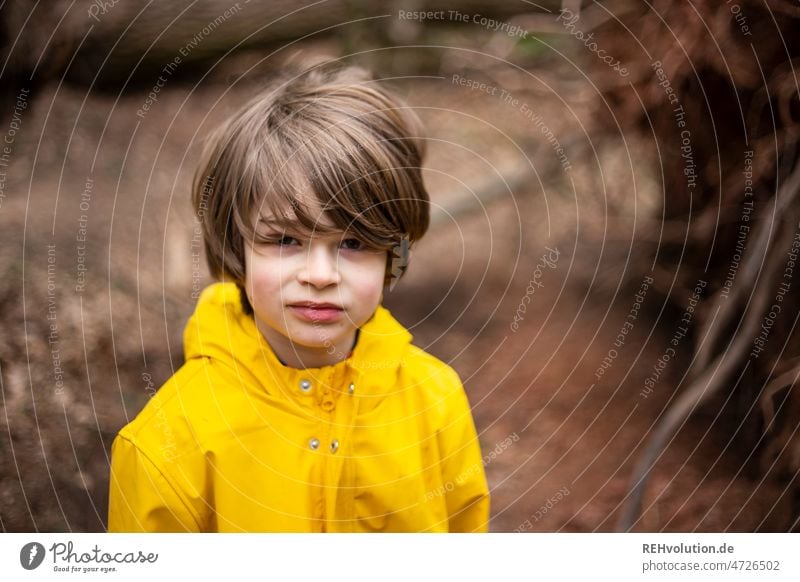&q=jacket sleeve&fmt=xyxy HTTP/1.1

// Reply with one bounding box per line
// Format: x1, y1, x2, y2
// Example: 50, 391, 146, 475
107, 434, 201, 532
437, 370, 490, 532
